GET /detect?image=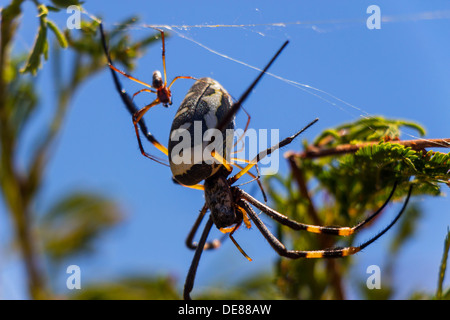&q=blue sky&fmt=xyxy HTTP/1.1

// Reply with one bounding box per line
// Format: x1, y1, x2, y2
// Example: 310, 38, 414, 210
1, 0, 450, 299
